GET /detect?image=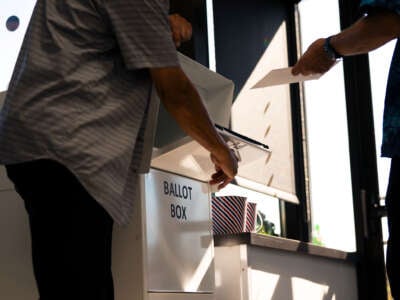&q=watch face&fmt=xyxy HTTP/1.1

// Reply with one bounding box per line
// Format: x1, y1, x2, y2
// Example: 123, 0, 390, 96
0, 1, 36, 92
